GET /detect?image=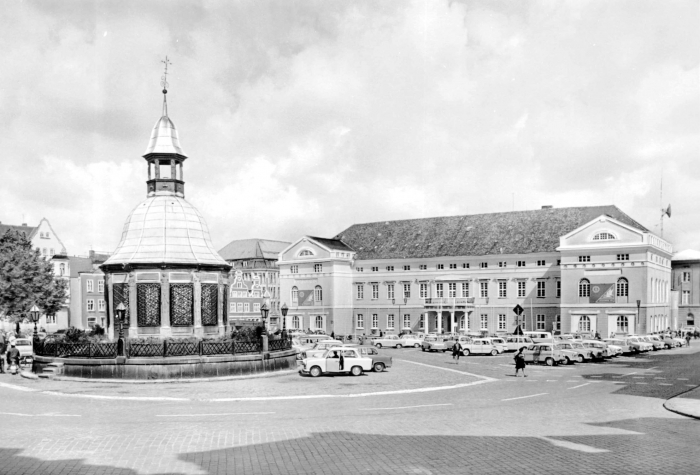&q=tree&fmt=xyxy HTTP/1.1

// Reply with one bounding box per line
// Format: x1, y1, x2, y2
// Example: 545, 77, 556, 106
0, 229, 68, 331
